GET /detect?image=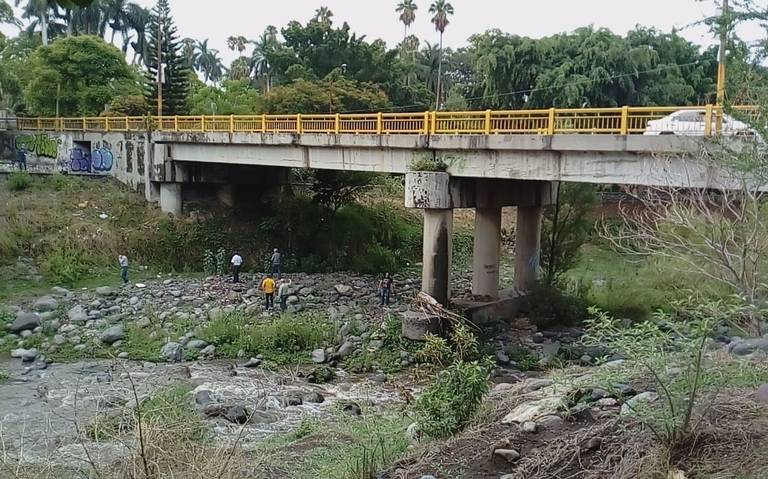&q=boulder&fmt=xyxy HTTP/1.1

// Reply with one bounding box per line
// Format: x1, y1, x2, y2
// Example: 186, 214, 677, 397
50, 286, 71, 297
95, 286, 114, 297
201, 345, 216, 356
224, 405, 248, 424
303, 392, 325, 403
501, 396, 564, 424
620, 391, 659, 415
342, 402, 362, 416
67, 305, 88, 324
334, 284, 353, 295
336, 341, 355, 358
494, 449, 520, 463
160, 342, 183, 362
186, 339, 208, 350
729, 338, 768, 356
11, 312, 40, 333
100, 325, 125, 345
401, 311, 442, 341
242, 357, 262, 368
33, 296, 59, 312
756, 384, 768, 403
311, 348, 326, 364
